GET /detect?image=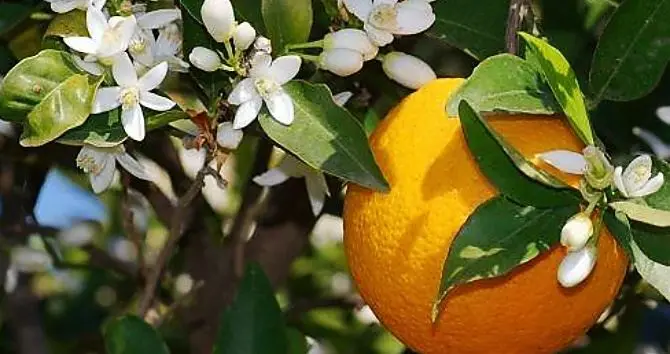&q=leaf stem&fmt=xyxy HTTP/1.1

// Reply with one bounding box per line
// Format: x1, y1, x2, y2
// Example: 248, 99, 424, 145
285, 40, 325, 51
